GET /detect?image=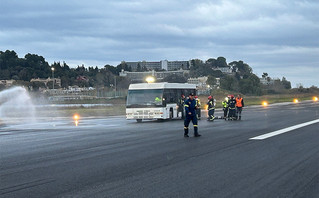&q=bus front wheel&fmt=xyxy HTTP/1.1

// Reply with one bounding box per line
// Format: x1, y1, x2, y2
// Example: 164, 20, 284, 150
136, 119, 142, 123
